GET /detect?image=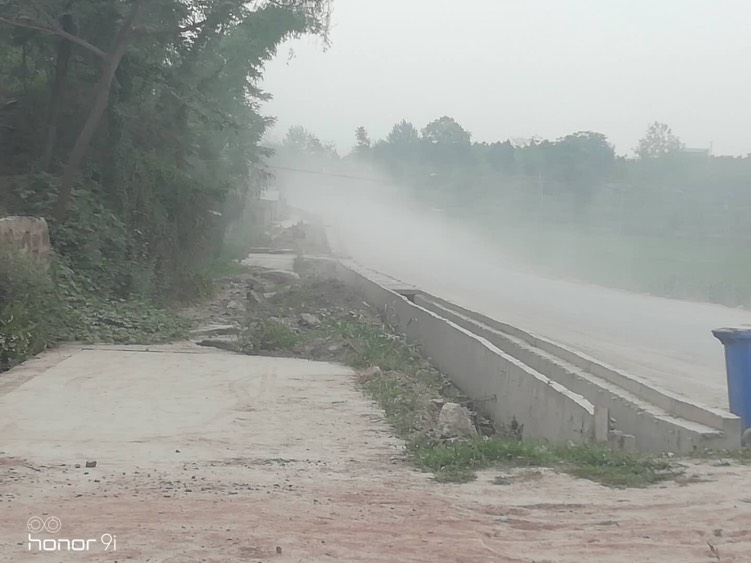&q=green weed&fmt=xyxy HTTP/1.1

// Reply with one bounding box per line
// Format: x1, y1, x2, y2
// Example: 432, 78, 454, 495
240, 319, 299, 353
411, 436, 679, 487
